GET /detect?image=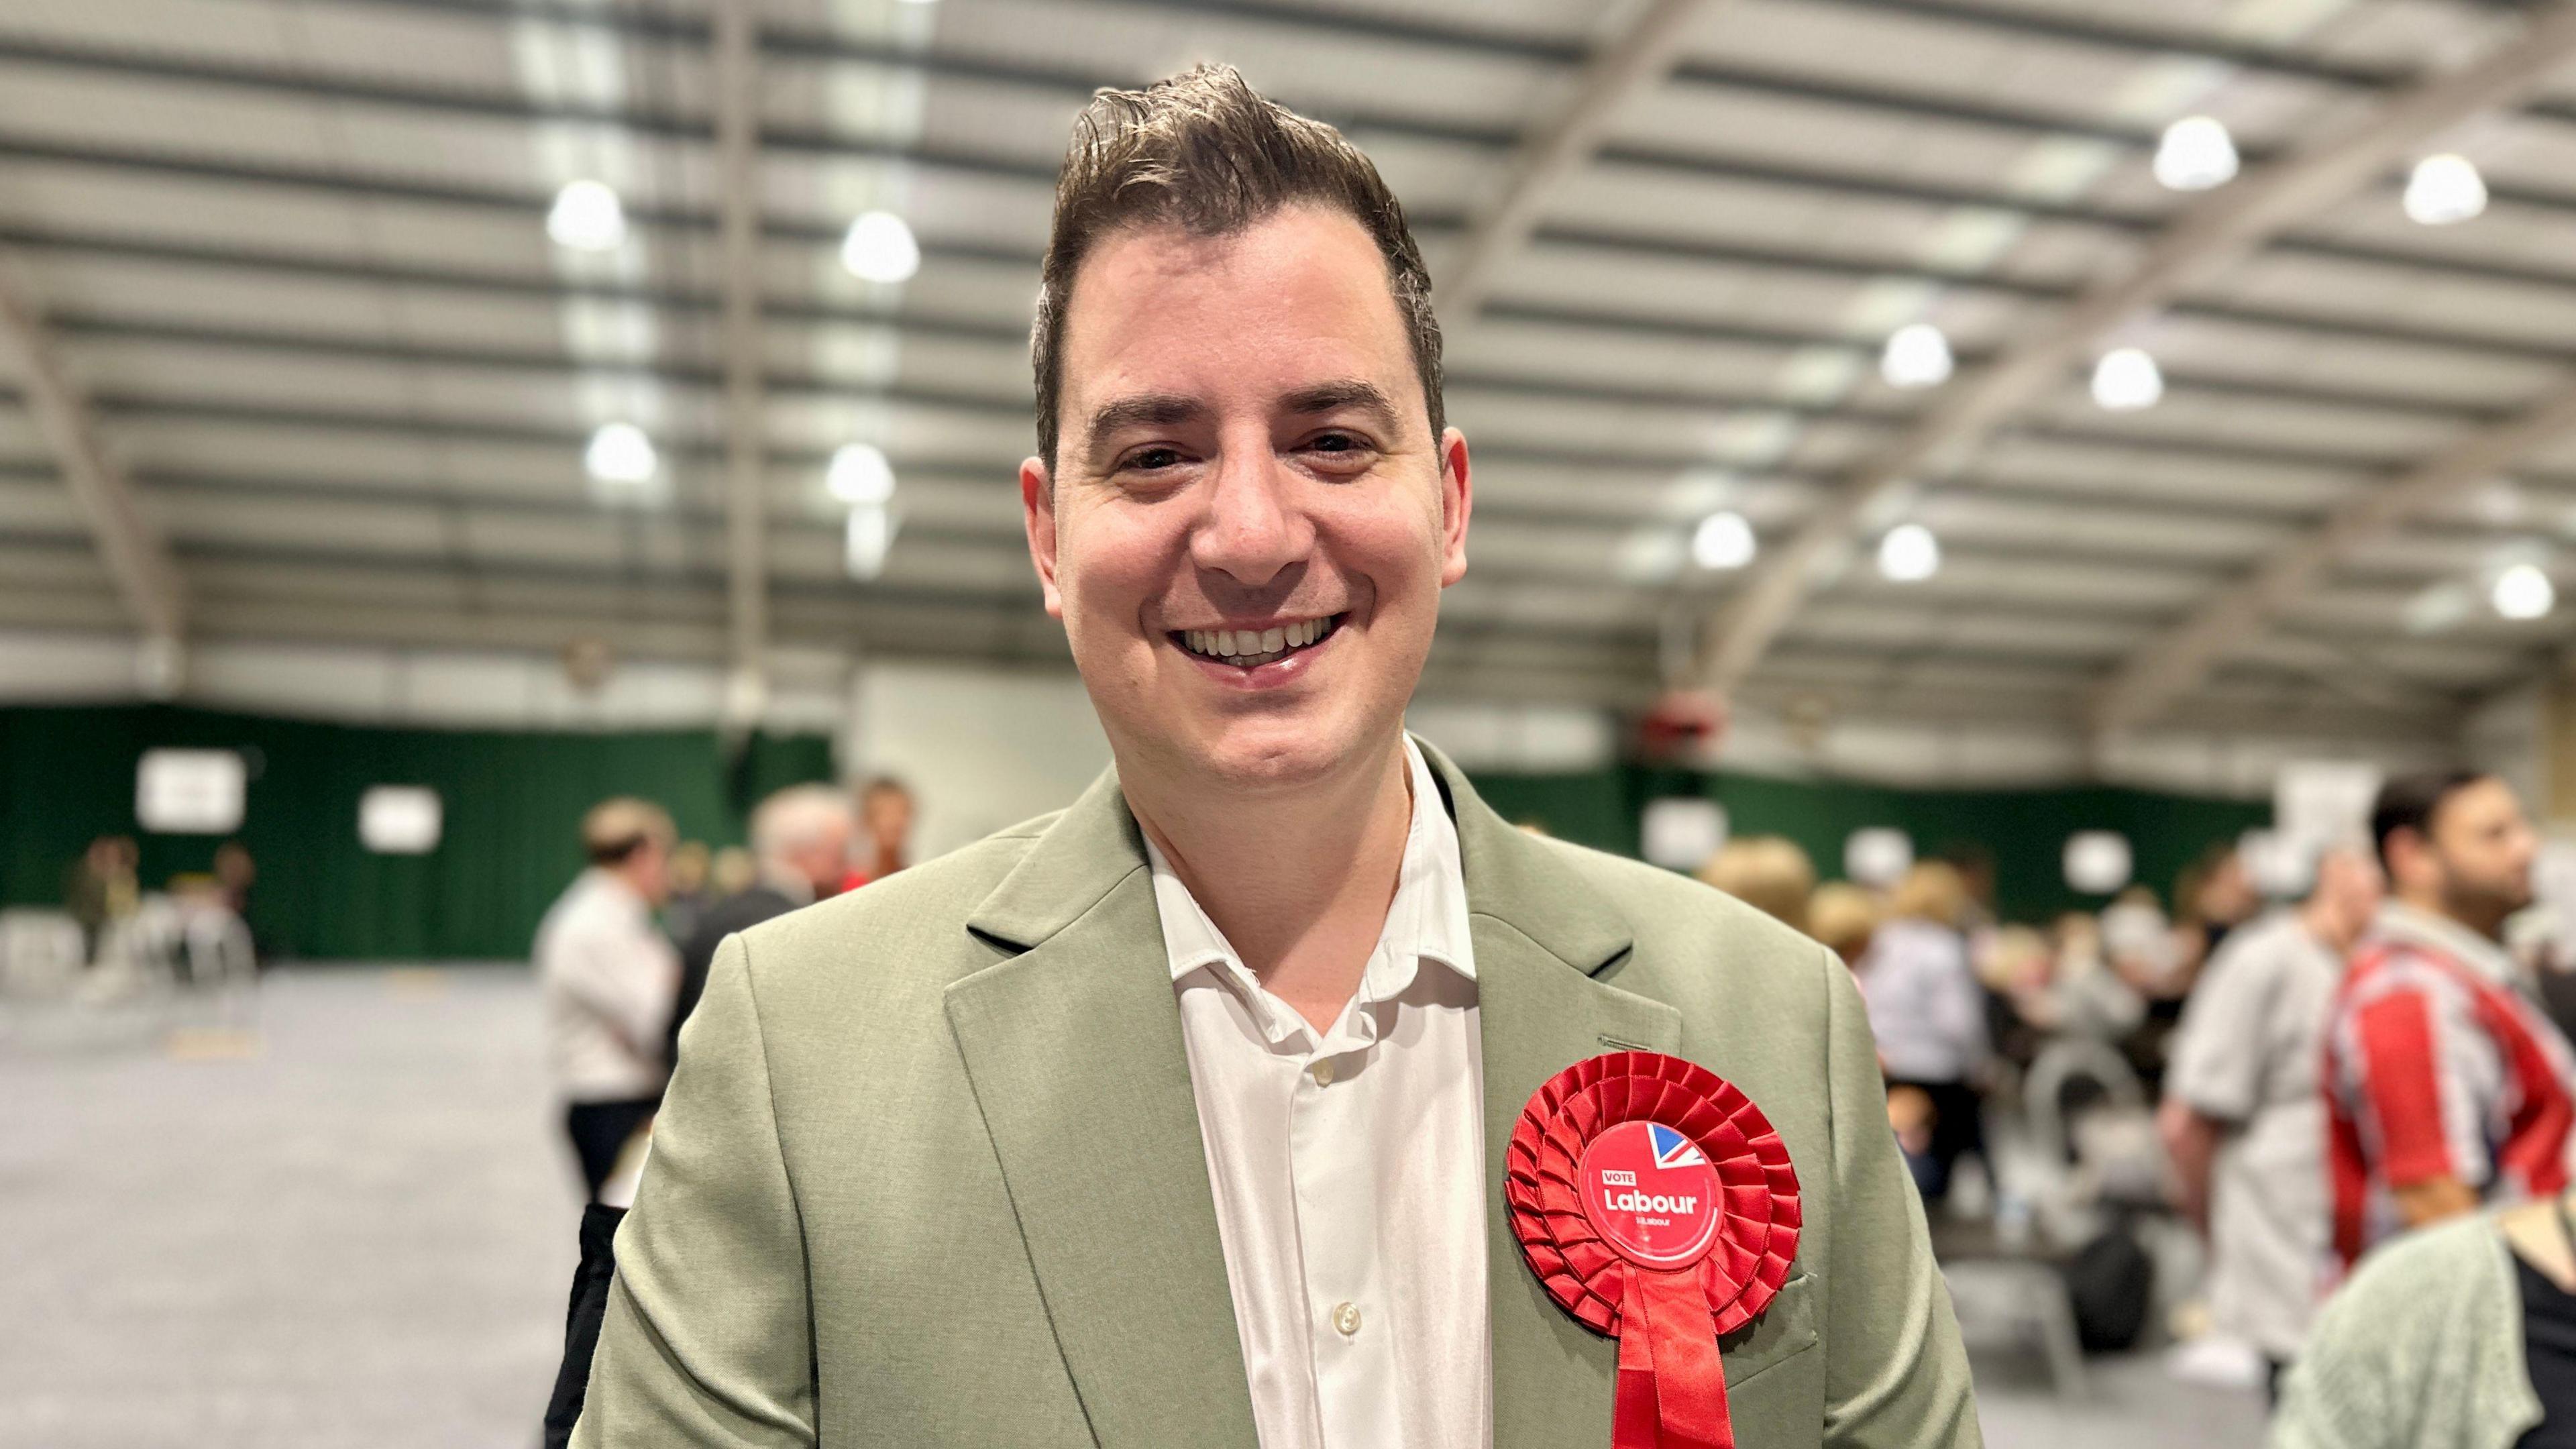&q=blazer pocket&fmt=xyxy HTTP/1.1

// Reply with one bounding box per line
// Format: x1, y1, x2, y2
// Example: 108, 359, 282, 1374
1720, 1273, 1820, 1389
